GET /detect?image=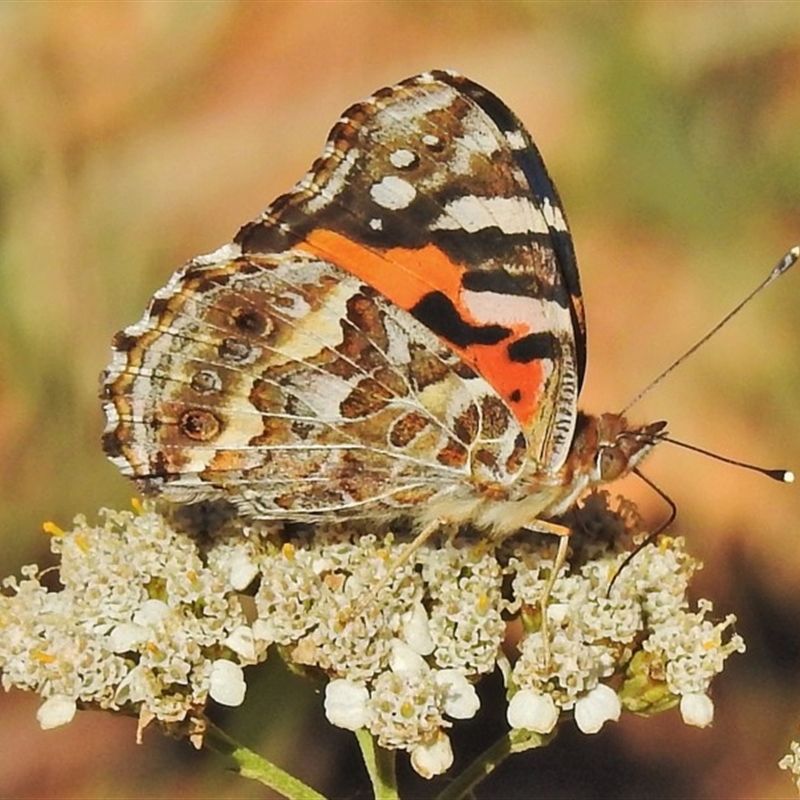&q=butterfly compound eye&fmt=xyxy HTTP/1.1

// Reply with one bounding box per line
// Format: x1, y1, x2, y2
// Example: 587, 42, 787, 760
598, 446, 627, 481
